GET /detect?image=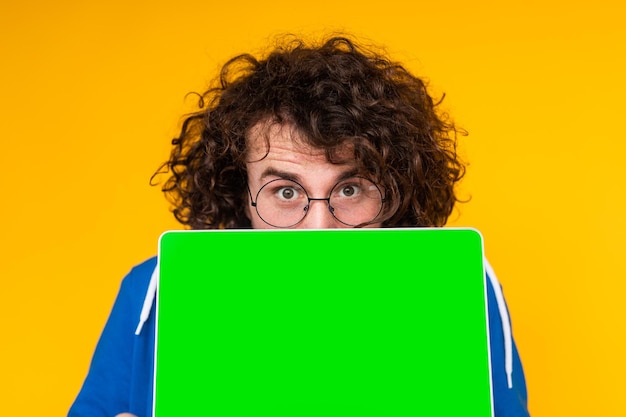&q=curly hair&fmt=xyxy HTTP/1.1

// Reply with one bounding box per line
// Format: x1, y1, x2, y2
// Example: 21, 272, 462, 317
154, 35, 466, 229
